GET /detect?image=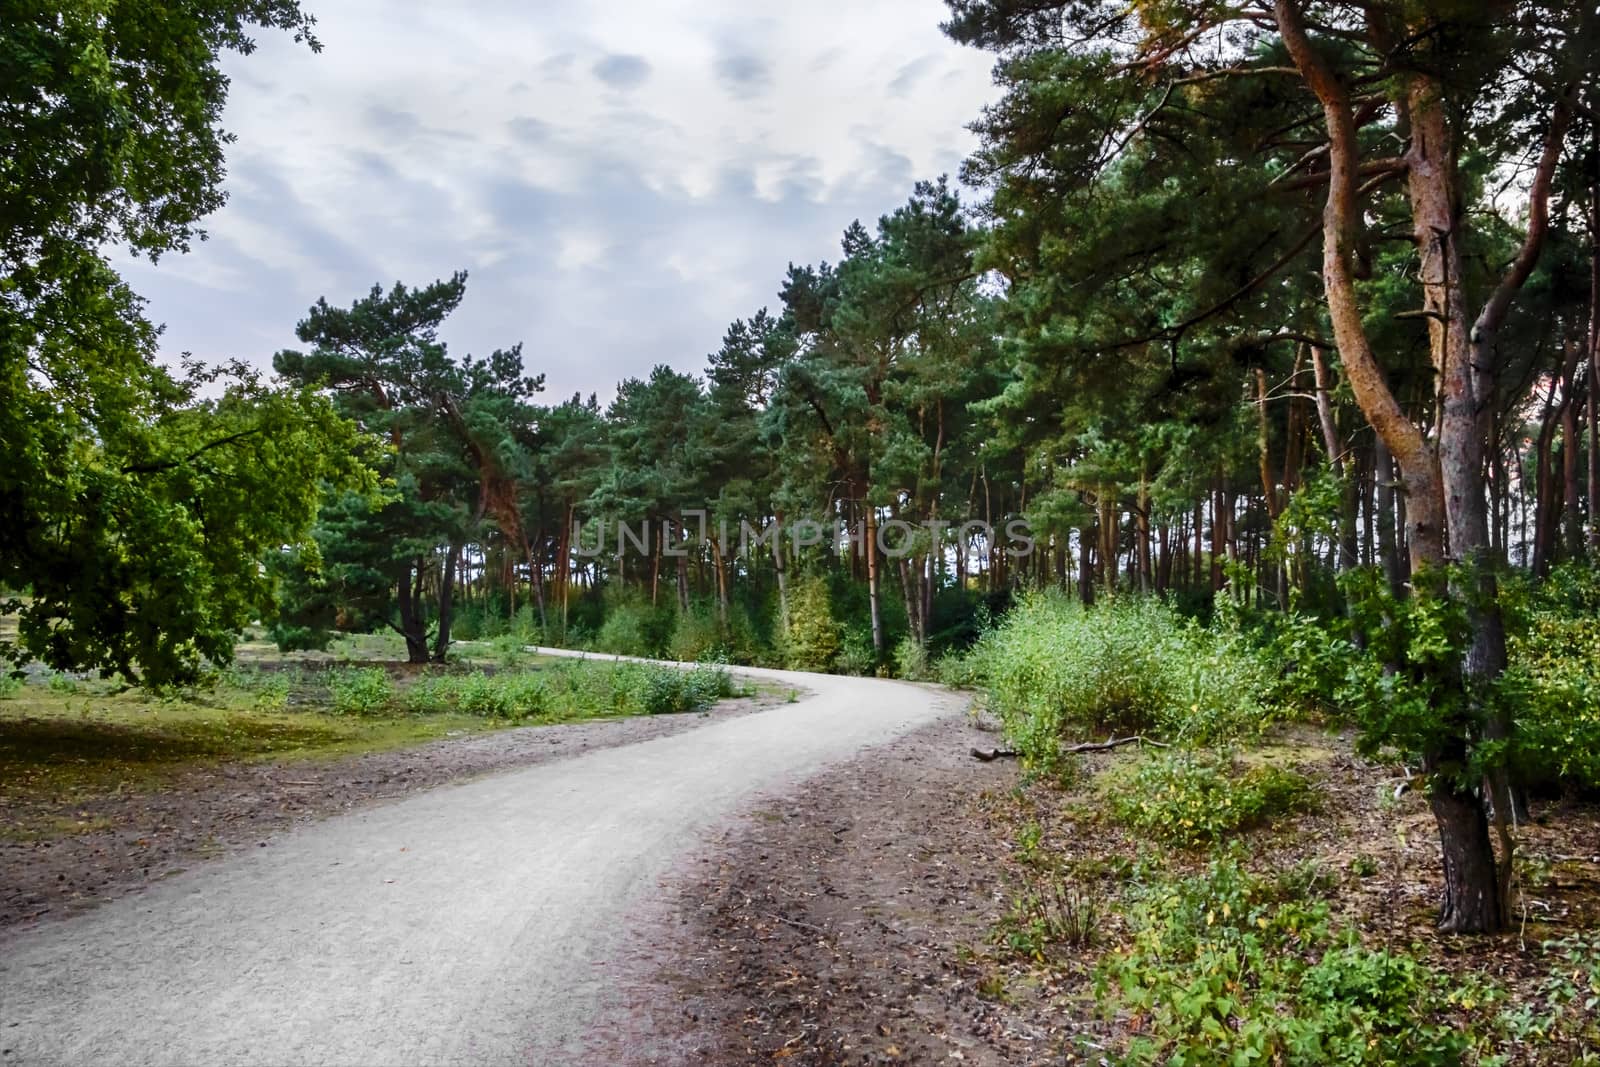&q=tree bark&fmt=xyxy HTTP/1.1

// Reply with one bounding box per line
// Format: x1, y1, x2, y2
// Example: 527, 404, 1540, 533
1277, 0, 1501, 932
431, 542, 460, 663
396, 557, 430, 664
865, 502, 884, 660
